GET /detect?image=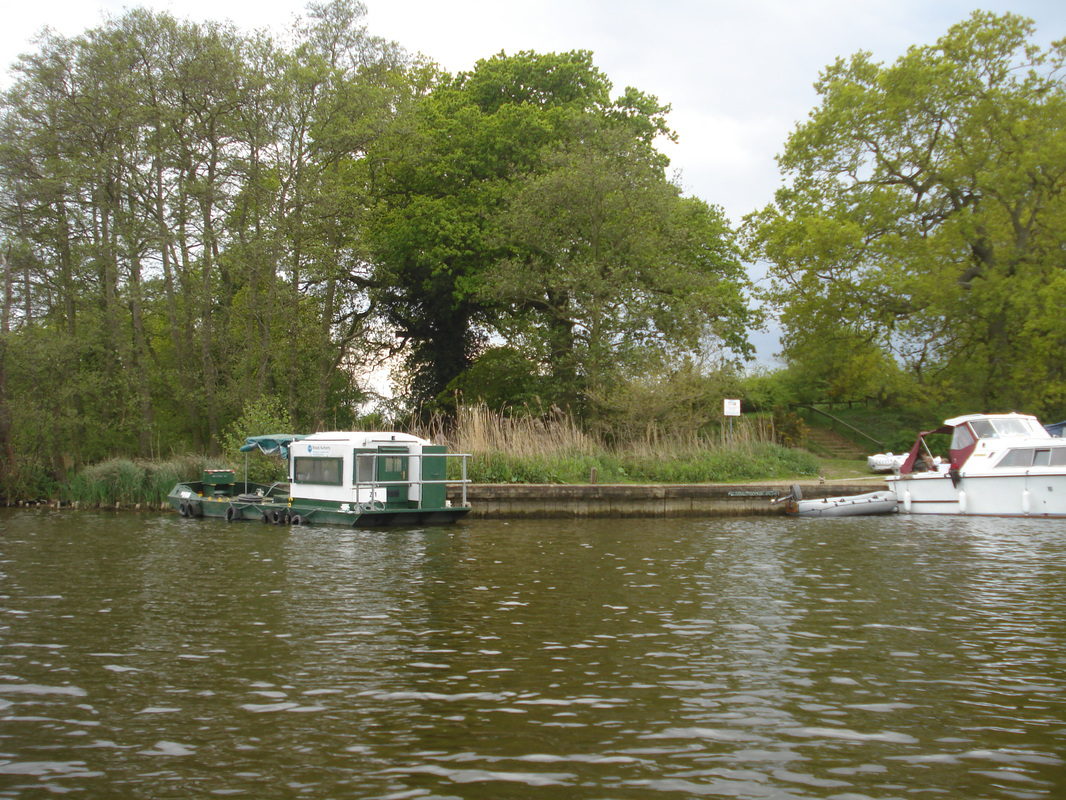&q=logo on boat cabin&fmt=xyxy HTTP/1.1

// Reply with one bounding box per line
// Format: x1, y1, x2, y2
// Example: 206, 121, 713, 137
305, 443, 333, 456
